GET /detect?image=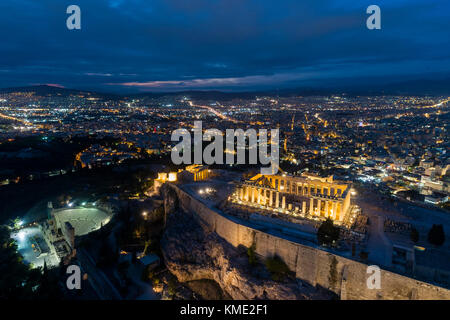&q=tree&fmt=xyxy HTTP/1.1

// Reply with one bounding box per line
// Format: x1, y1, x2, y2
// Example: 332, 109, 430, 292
265, 255, 290, 281
167, 278, 177, 297
0, 226, 55, 299
410, 227, 419, 243
143, 240, 152, 255
317, 218, 340, 246
427, 224, 445, 246
247, 244, 257, 266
